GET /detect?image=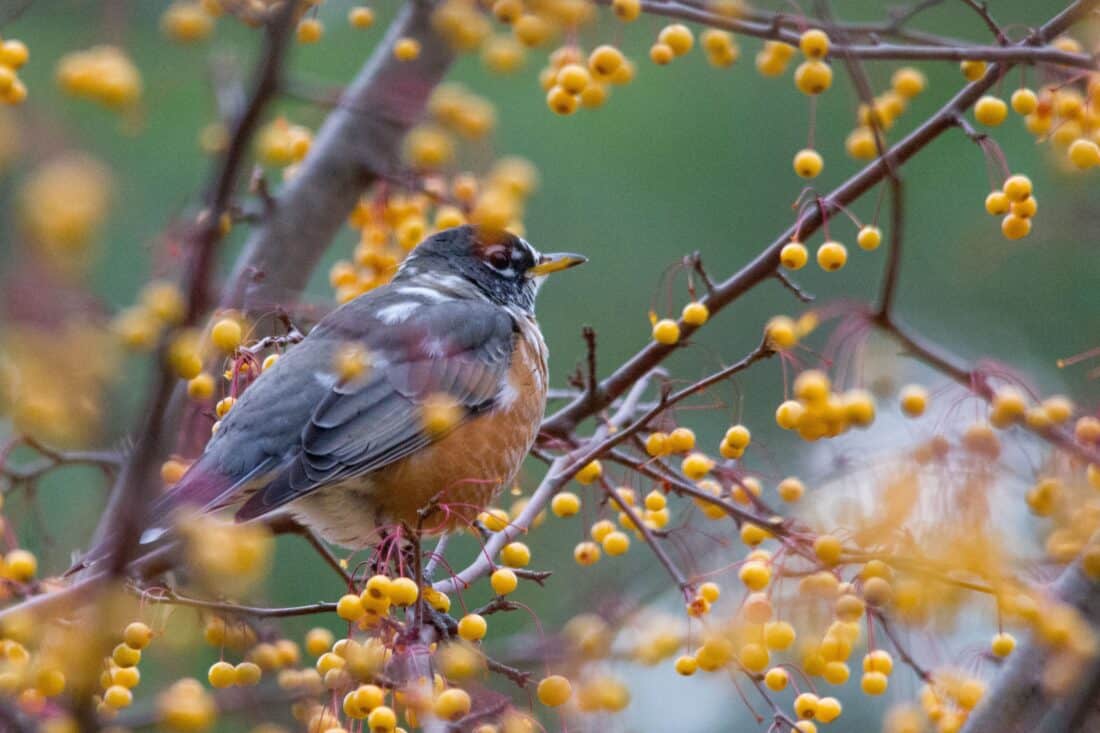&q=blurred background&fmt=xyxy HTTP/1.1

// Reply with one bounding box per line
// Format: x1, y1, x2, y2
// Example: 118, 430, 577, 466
1, 1, 1098, 730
